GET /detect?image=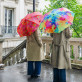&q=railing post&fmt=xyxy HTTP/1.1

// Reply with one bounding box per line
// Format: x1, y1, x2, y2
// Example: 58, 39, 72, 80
12, 56, 15, 65
0, 39, 4, 69
0, 39, 4, 64
23, 48, 26, 59
18, 51, 21, 63
0, 0, 1, 35
79, 46, 82, 57
73, 45, 79, 63
43, 43, 46, 56
20, 48, 24, 62
16, 54, 19, 63
46, 43, 50, 56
